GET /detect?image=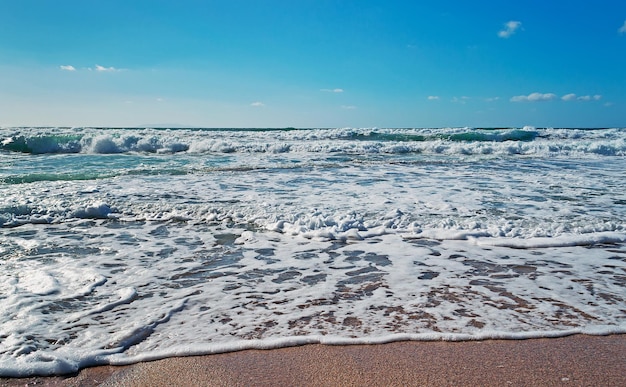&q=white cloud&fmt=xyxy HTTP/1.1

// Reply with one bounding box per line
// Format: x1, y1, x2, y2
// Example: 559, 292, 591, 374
561, 93, 577, 101
340, 105, 357, 110
619, 20, 626, 34
321, 88, 344, 93
250, 101, 265, 107
498, 21, 522, 38
510, 92, 556, 102
94, 64, 119, 72
485, 97, 500, 102
60, 64, 124, 72
562, 94, 602, 102
427, 96, 440, 100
